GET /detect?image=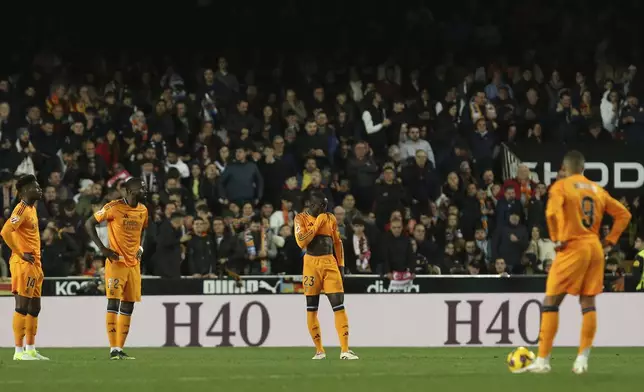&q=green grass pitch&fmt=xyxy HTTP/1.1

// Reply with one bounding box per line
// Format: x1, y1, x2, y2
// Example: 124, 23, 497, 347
0, 347, 641, 392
